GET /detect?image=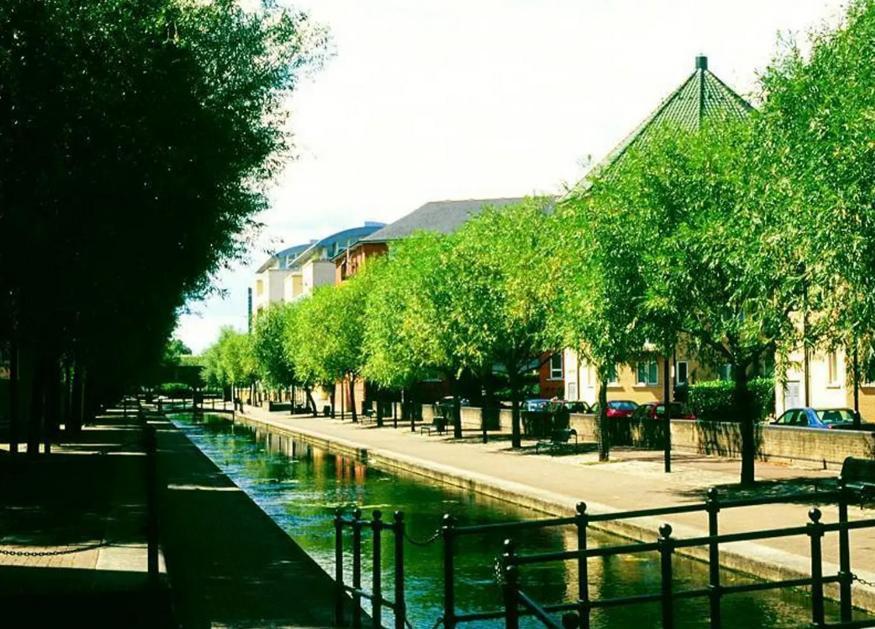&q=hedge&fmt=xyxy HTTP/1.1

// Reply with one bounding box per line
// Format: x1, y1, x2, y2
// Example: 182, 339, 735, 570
155, 382, 194, 397
688, 377, 775, 423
